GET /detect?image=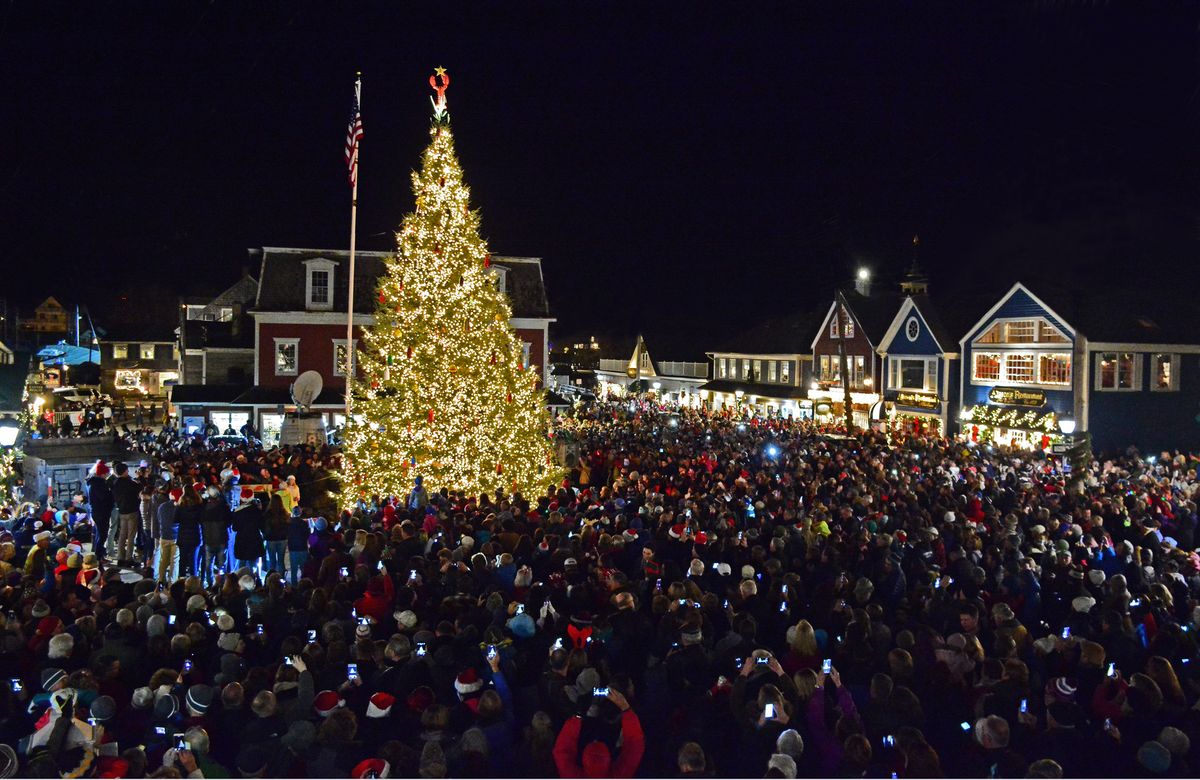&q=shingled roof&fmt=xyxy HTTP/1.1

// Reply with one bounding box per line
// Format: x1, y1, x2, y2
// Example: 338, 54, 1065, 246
251, 247, 550, 319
